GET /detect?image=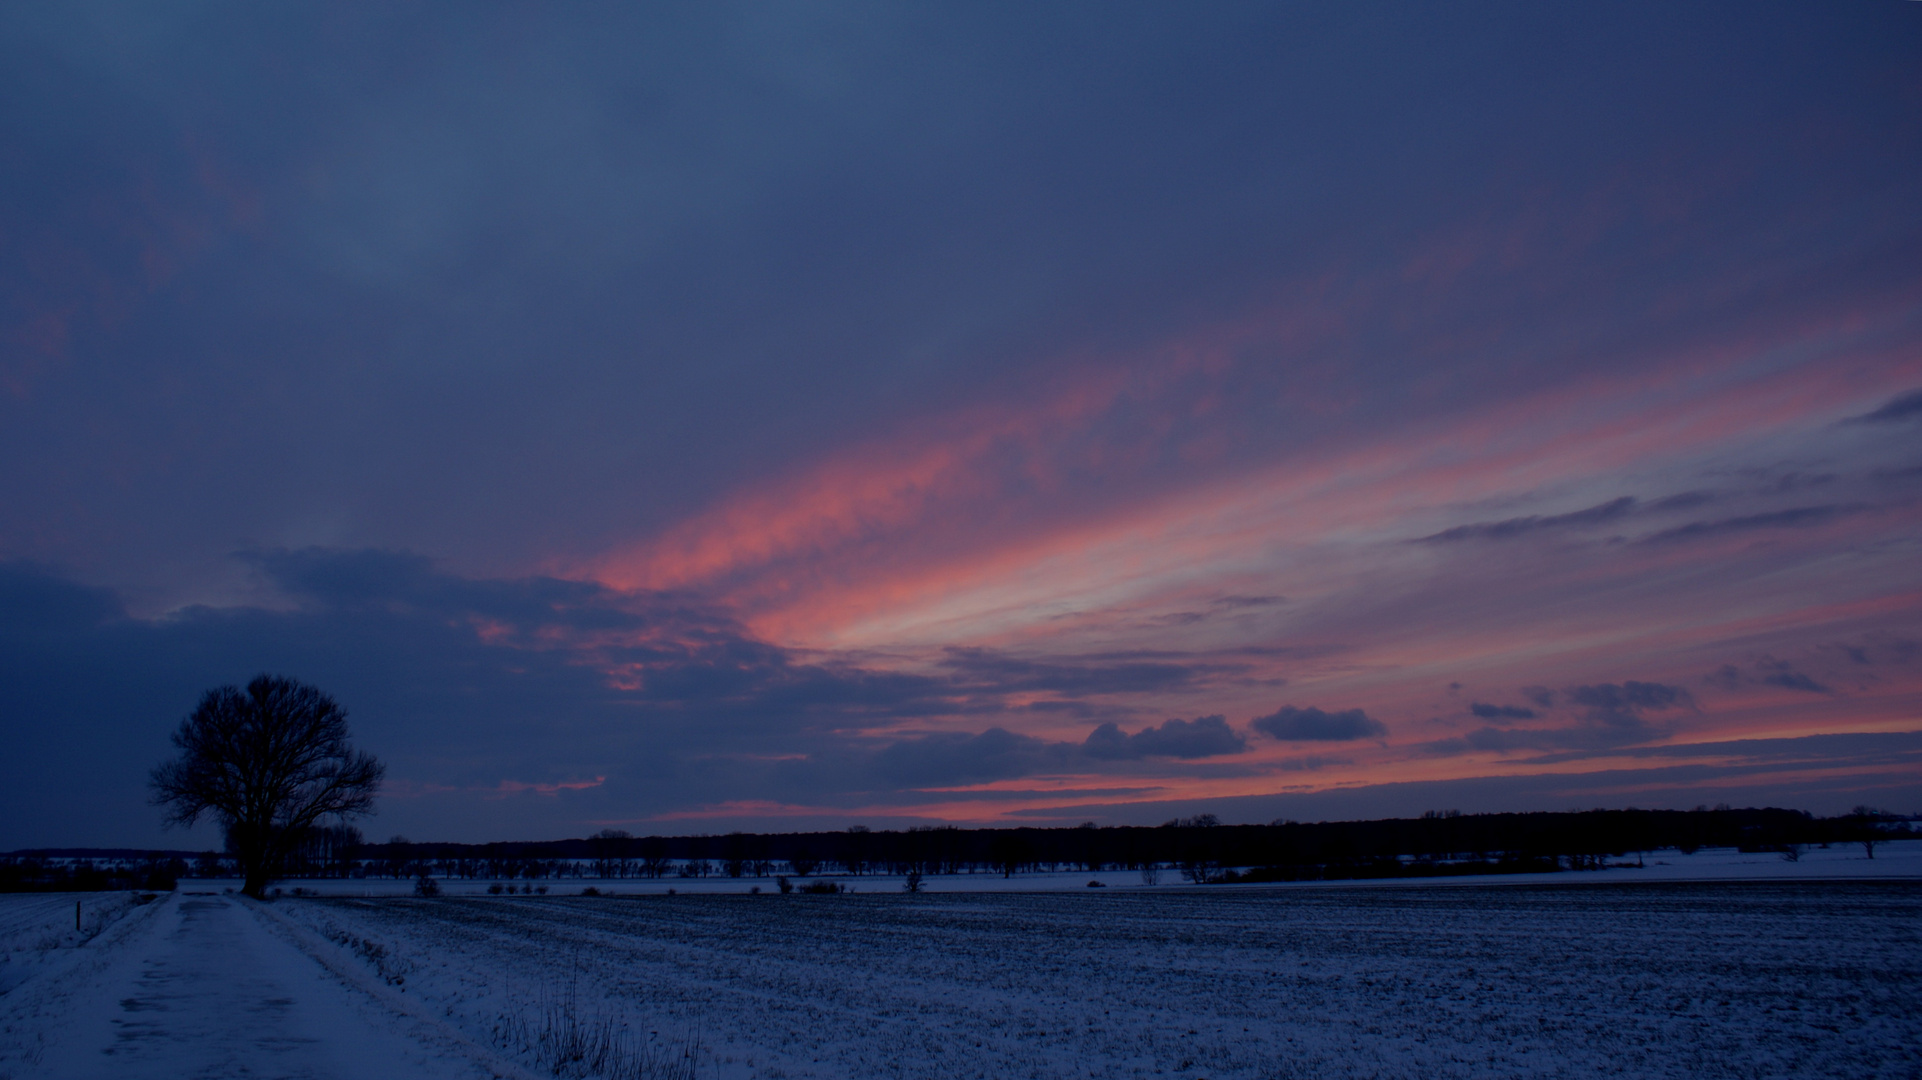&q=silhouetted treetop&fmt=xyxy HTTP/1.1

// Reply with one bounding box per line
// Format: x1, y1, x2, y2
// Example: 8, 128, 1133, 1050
150, 674, 383, 897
